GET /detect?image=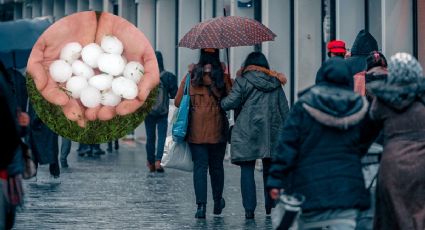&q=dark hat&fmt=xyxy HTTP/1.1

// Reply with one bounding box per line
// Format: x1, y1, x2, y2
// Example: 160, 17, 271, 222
327, 40, 346, 53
